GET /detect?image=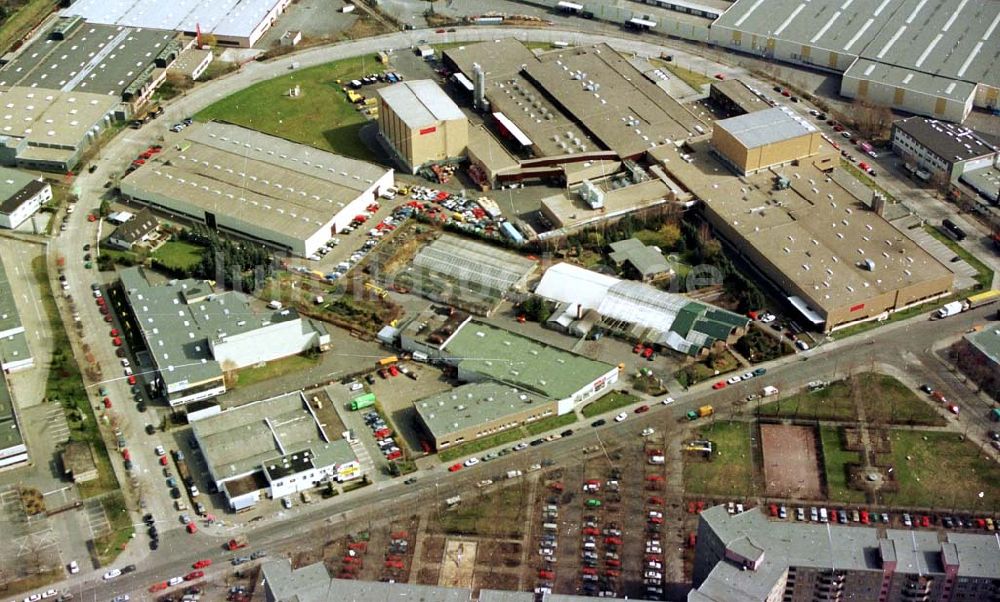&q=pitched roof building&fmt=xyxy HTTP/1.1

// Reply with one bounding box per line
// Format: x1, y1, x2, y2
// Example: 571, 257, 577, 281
108, 208, 159, 249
